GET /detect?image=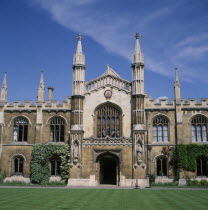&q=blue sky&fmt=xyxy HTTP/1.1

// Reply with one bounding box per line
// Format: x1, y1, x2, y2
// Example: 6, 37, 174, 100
0, 0, 208, 102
